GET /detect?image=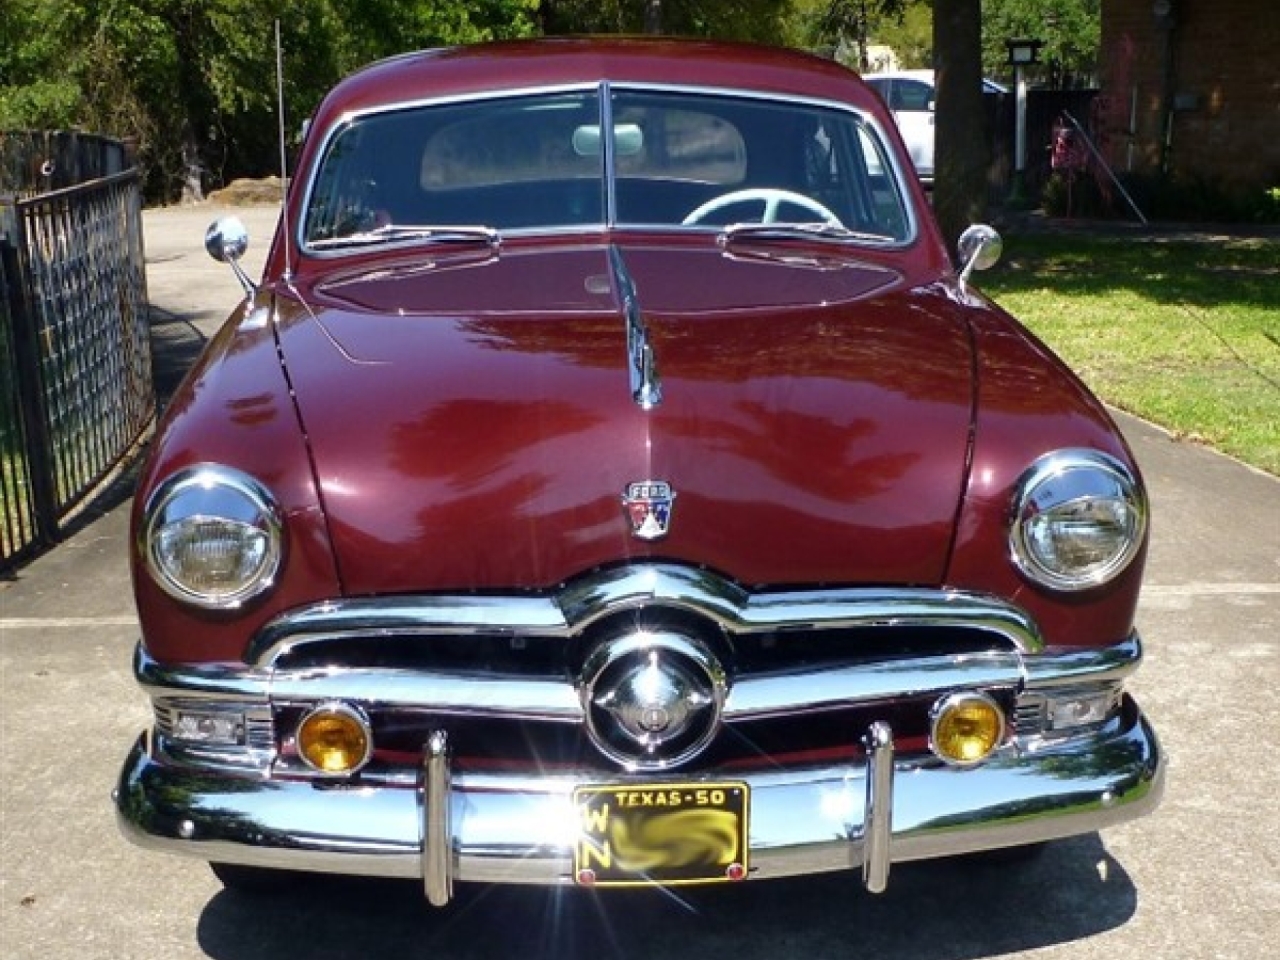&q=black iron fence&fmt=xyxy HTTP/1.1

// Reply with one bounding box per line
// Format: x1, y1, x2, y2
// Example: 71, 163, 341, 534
1, 150, 152, 571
